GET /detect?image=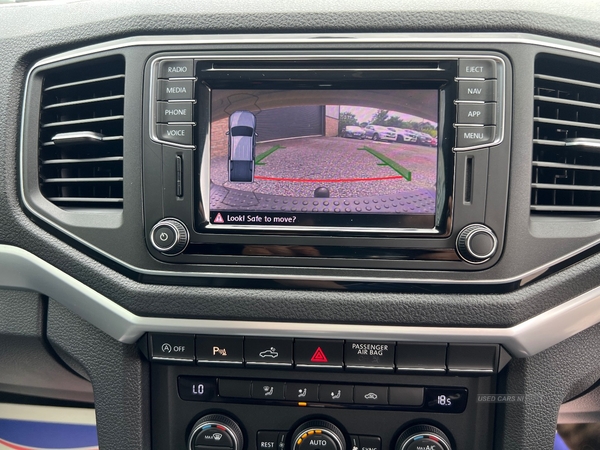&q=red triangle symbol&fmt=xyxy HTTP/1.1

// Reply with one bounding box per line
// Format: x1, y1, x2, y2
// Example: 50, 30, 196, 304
214, 213, 225, 224
311, 347, 328, 363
